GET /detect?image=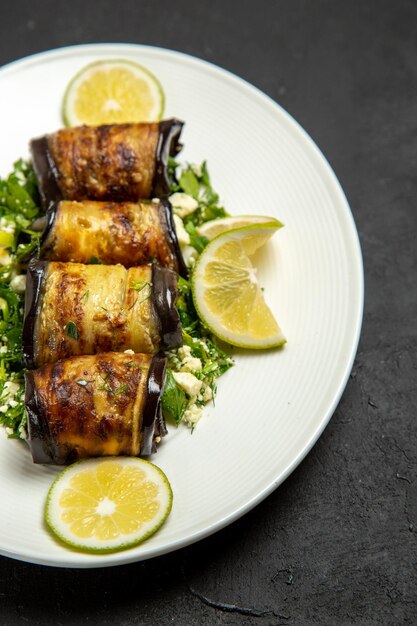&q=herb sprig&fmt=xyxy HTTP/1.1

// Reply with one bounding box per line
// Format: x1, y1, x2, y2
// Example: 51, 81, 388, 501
97, 373, 129, 397
64, 320, 79, 340
170, 161, 228, 228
